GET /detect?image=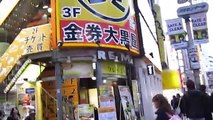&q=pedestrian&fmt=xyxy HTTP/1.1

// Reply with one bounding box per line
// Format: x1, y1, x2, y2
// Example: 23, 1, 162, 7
171, 95, 177, 110
7, 107, 21, 120
0, 110, 5, 120
152, 94, 174, 120
25, 109, 36, 120
199, 85, 212, 120
180, 80, 208, 120
65, 95, 75, 120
